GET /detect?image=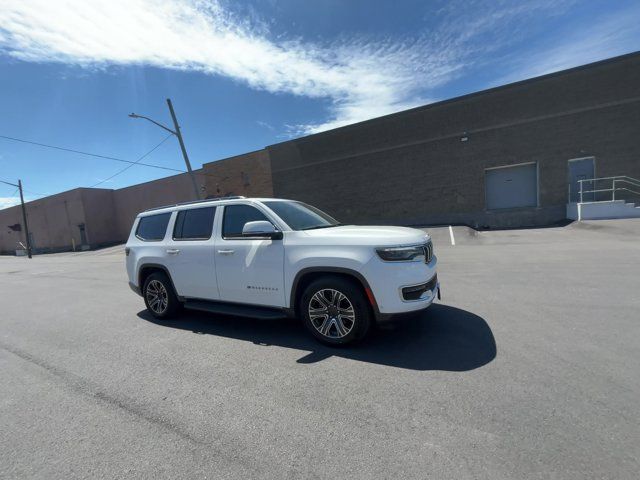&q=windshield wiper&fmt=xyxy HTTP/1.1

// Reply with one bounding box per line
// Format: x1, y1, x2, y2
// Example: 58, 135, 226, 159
301, 223, 342, 231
